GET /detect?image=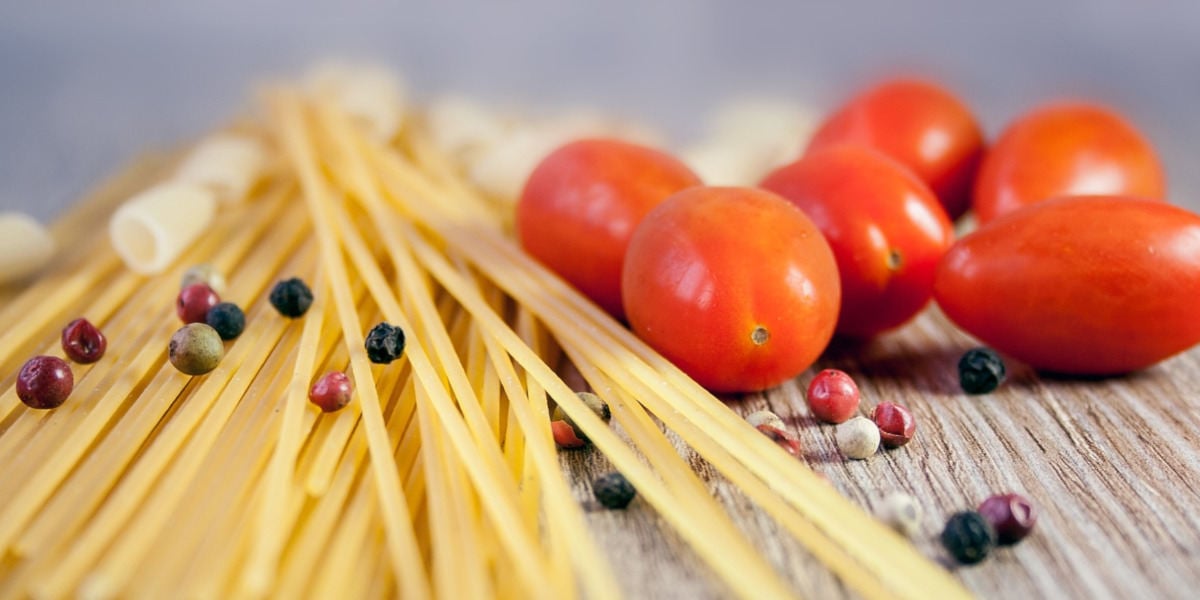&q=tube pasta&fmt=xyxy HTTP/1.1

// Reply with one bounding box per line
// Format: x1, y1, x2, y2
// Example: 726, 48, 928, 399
108, 181, 217, 274
173, 133, 268, 202
0, 212, 56, 284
